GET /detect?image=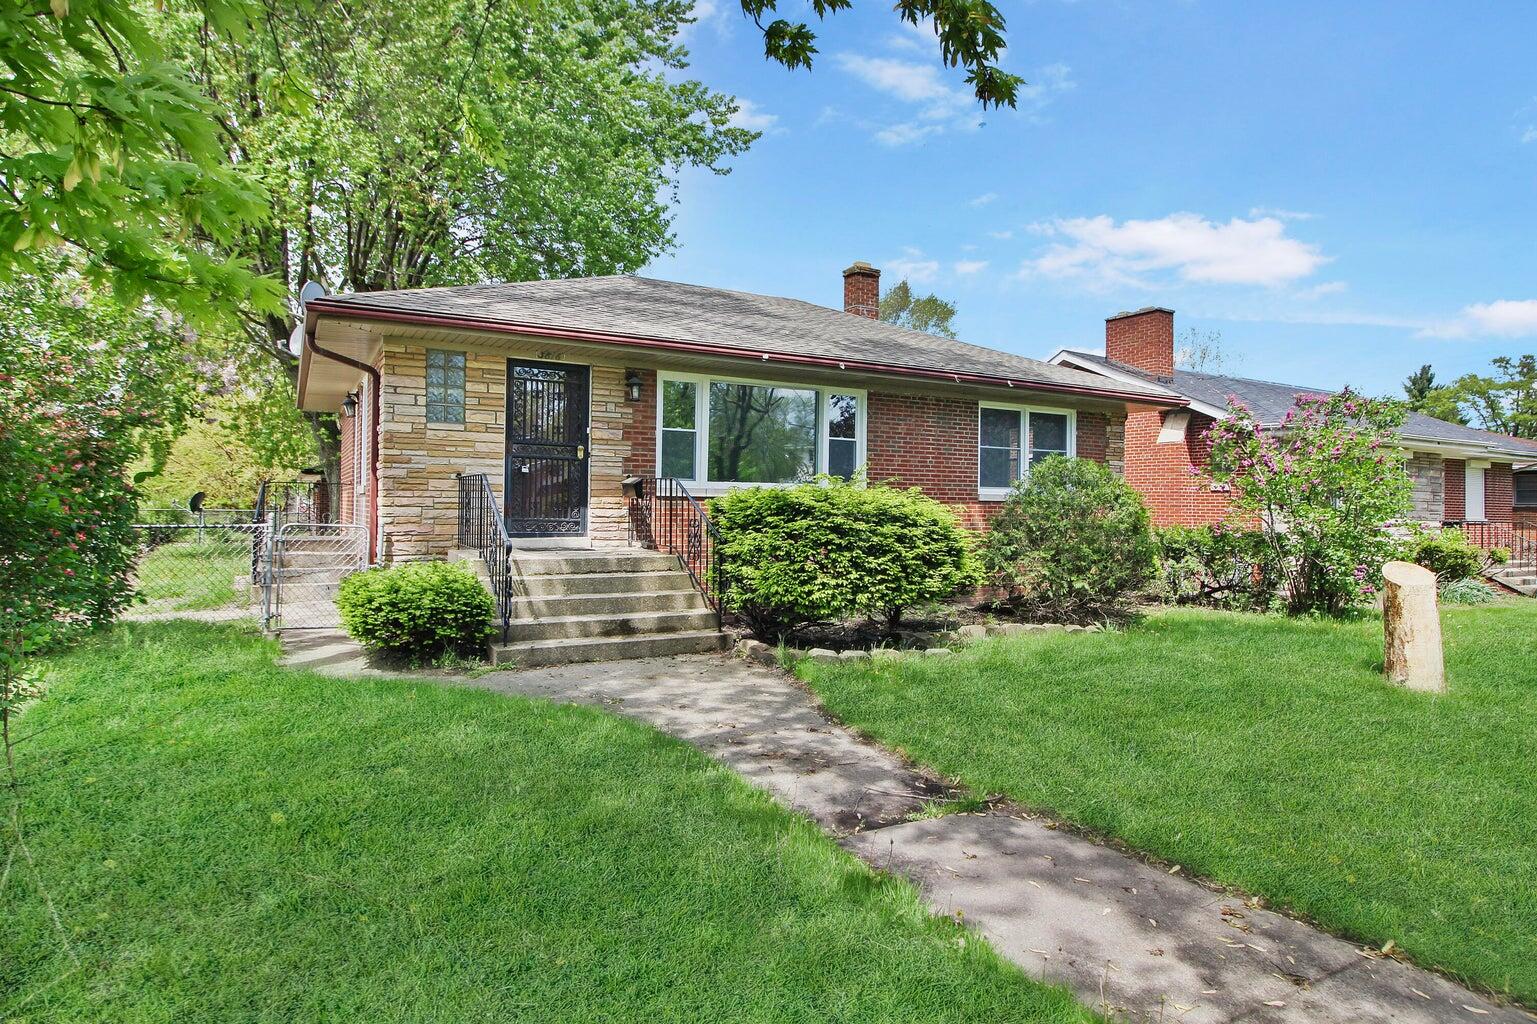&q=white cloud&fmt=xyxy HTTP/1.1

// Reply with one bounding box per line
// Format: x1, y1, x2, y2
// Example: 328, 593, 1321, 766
989, 229, 1014, 240
681, 0, 732, 39
1421, 300, 1537, 339
887, 246, 941, 283
969, 192, 999, 208
1248, 206, 1318, 221
884, 17, 934, 52
953, 260, 989, 275
728, 98, 779, 133
874, 122, 944, 147
1296, 281, 1348, 300
835, 54, 1072, 147
1020, 212, 1328, 289
1523, 127, 1537, 144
